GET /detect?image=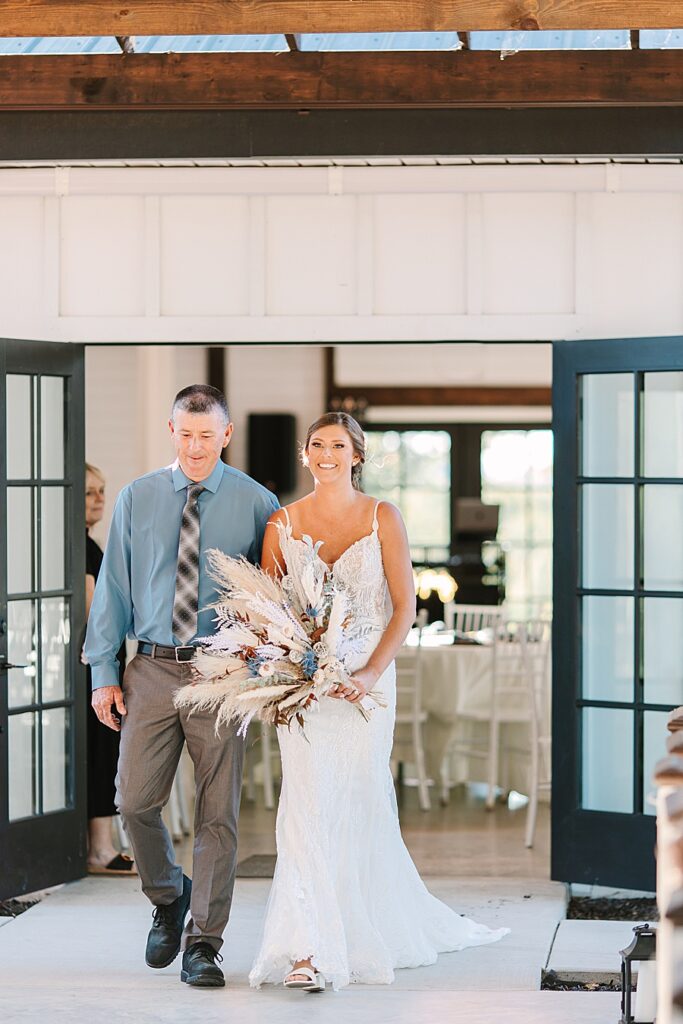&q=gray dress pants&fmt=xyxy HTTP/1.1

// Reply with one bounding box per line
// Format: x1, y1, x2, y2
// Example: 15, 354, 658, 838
115, 653, 244, 952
